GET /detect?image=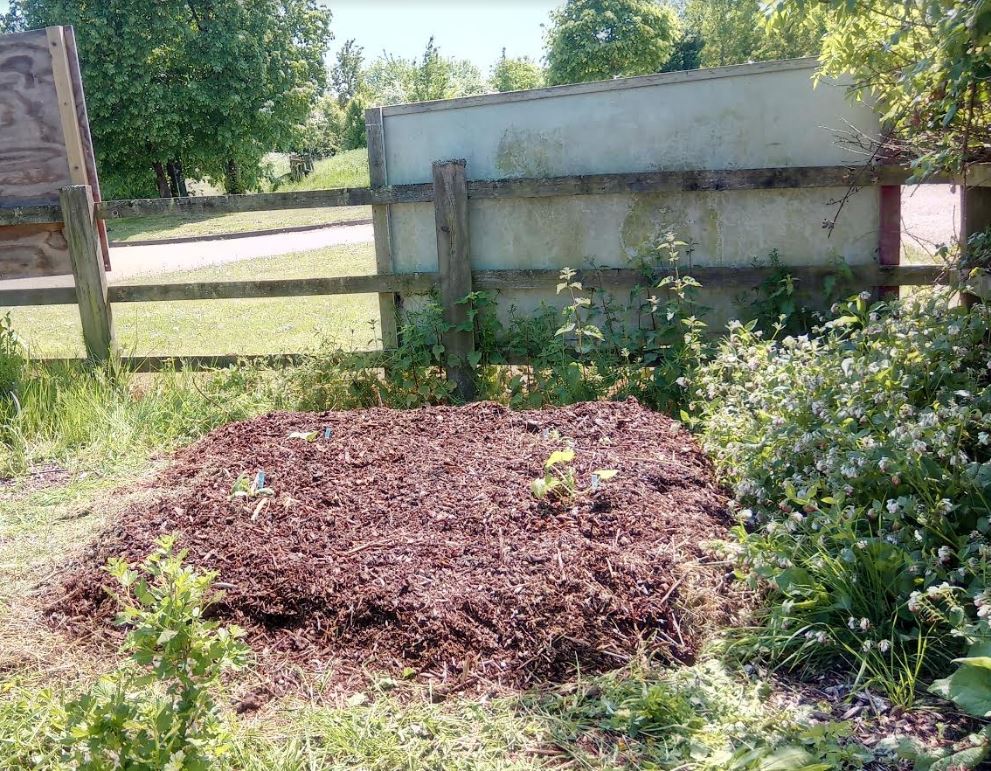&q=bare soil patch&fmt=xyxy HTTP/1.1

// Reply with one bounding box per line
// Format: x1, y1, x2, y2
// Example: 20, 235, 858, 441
48, 399, 730, 691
